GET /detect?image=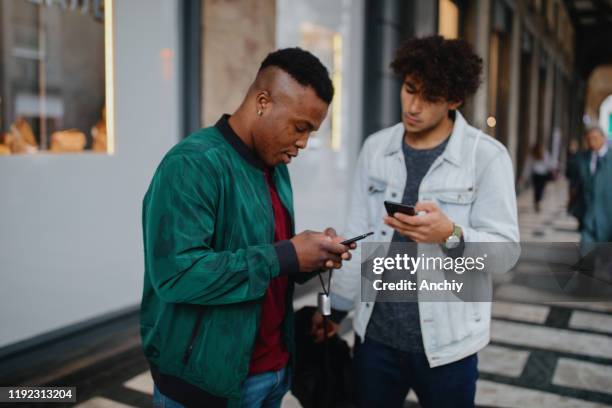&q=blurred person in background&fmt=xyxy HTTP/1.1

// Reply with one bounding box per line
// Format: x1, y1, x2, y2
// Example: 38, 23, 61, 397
523, 140, 554, 213
569, 127, 612, 242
